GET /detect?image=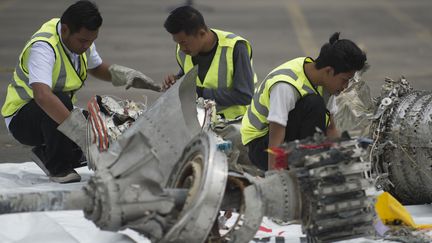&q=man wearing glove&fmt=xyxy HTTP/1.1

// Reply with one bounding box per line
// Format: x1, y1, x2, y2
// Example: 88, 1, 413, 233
1, 0, 161, 183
